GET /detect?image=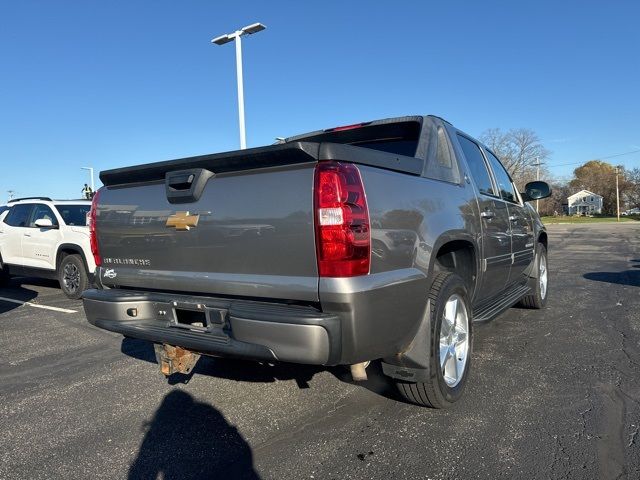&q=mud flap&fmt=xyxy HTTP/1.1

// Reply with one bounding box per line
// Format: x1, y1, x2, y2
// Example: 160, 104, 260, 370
380, 299, 431, 382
